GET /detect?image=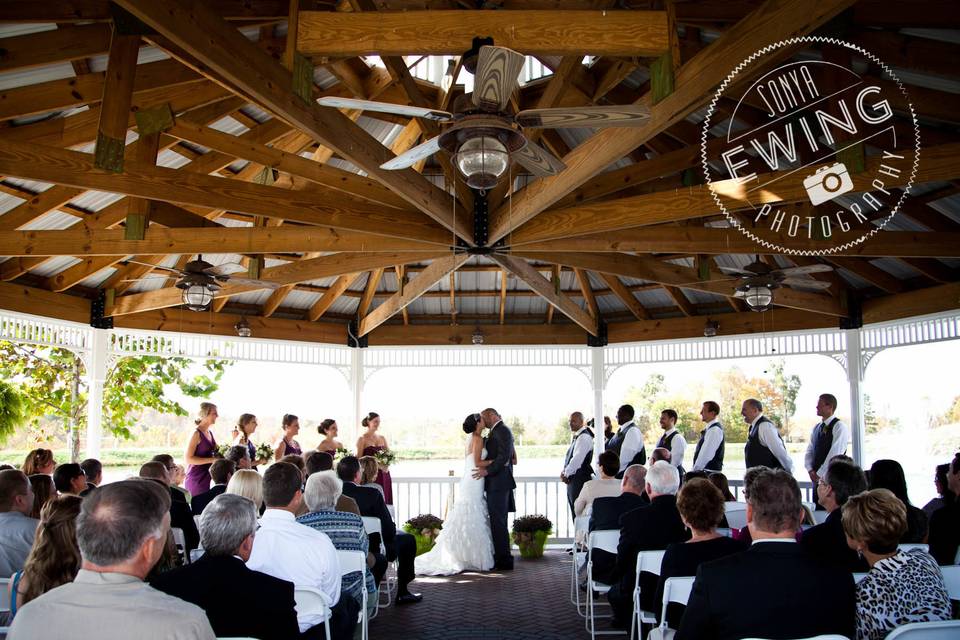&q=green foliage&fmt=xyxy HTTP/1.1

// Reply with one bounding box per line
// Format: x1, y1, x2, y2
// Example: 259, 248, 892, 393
512, 515, 552, 558
623, 373, 666, 438
0, 380, 28, 441
405, 514, 443, 530
403, 514, 443, 556
512, 514, 552, 533
768, 358, 802, 438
